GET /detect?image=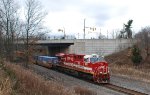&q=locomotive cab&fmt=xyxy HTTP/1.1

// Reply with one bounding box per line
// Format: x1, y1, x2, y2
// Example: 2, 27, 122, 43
84, 54, 110, 83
